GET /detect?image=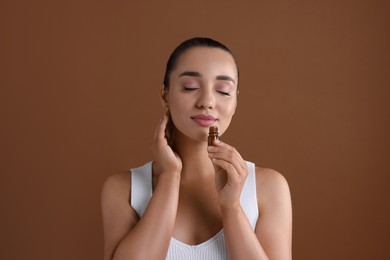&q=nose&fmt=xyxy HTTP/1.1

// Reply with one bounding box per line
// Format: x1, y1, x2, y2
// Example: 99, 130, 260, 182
195, 88, 215, 110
